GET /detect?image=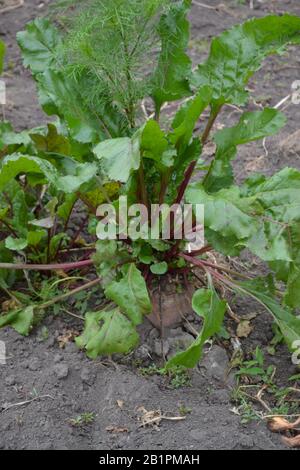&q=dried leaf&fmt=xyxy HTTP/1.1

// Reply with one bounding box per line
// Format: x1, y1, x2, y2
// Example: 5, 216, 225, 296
57, 329, 79, 349
242, 312, 258, 321
55, 269, 69, 279
237, 320, 253, 338
106, 425, 128, 434
136, 406, 186, 429
282, 434, 300, 448
116, 400, 124, 409
137, 406, 162, 428
1, 299, 20, 312
268, 416, 300, 433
